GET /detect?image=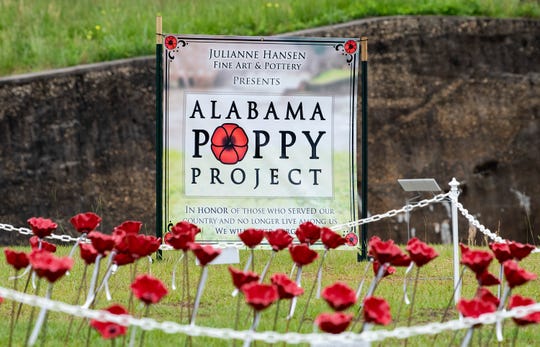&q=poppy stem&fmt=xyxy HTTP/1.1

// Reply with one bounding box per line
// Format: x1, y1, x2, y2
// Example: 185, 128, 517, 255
190, 266, 209, 326
259, 251, 275, 283
24, 278, 41, 346
28, 282, 53, 346
297, 250, 327, 332
242, 311, 261, 347
82, 253, 103, 309
355, 260, 372, 299
351, 263, 386, 332
64, 264, 88, 344
287, 266, 302, 320
233, 290, 243, 347
460, 327, 474, 347
139, 305, 151, 347
8, 270, 18, 347
171, 252, 184, 291
403, 266, 420, 347
183, 250, 192, 324
68, 233, 86, 258
496, 283, 511, 342
272, 299, 281, 332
